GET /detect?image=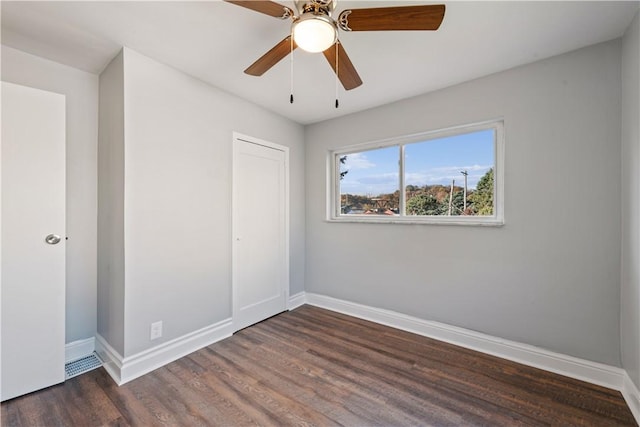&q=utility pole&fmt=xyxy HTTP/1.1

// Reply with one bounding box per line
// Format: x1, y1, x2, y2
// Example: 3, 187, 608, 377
448, 179, 455, 216
461, 170, 468, 213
